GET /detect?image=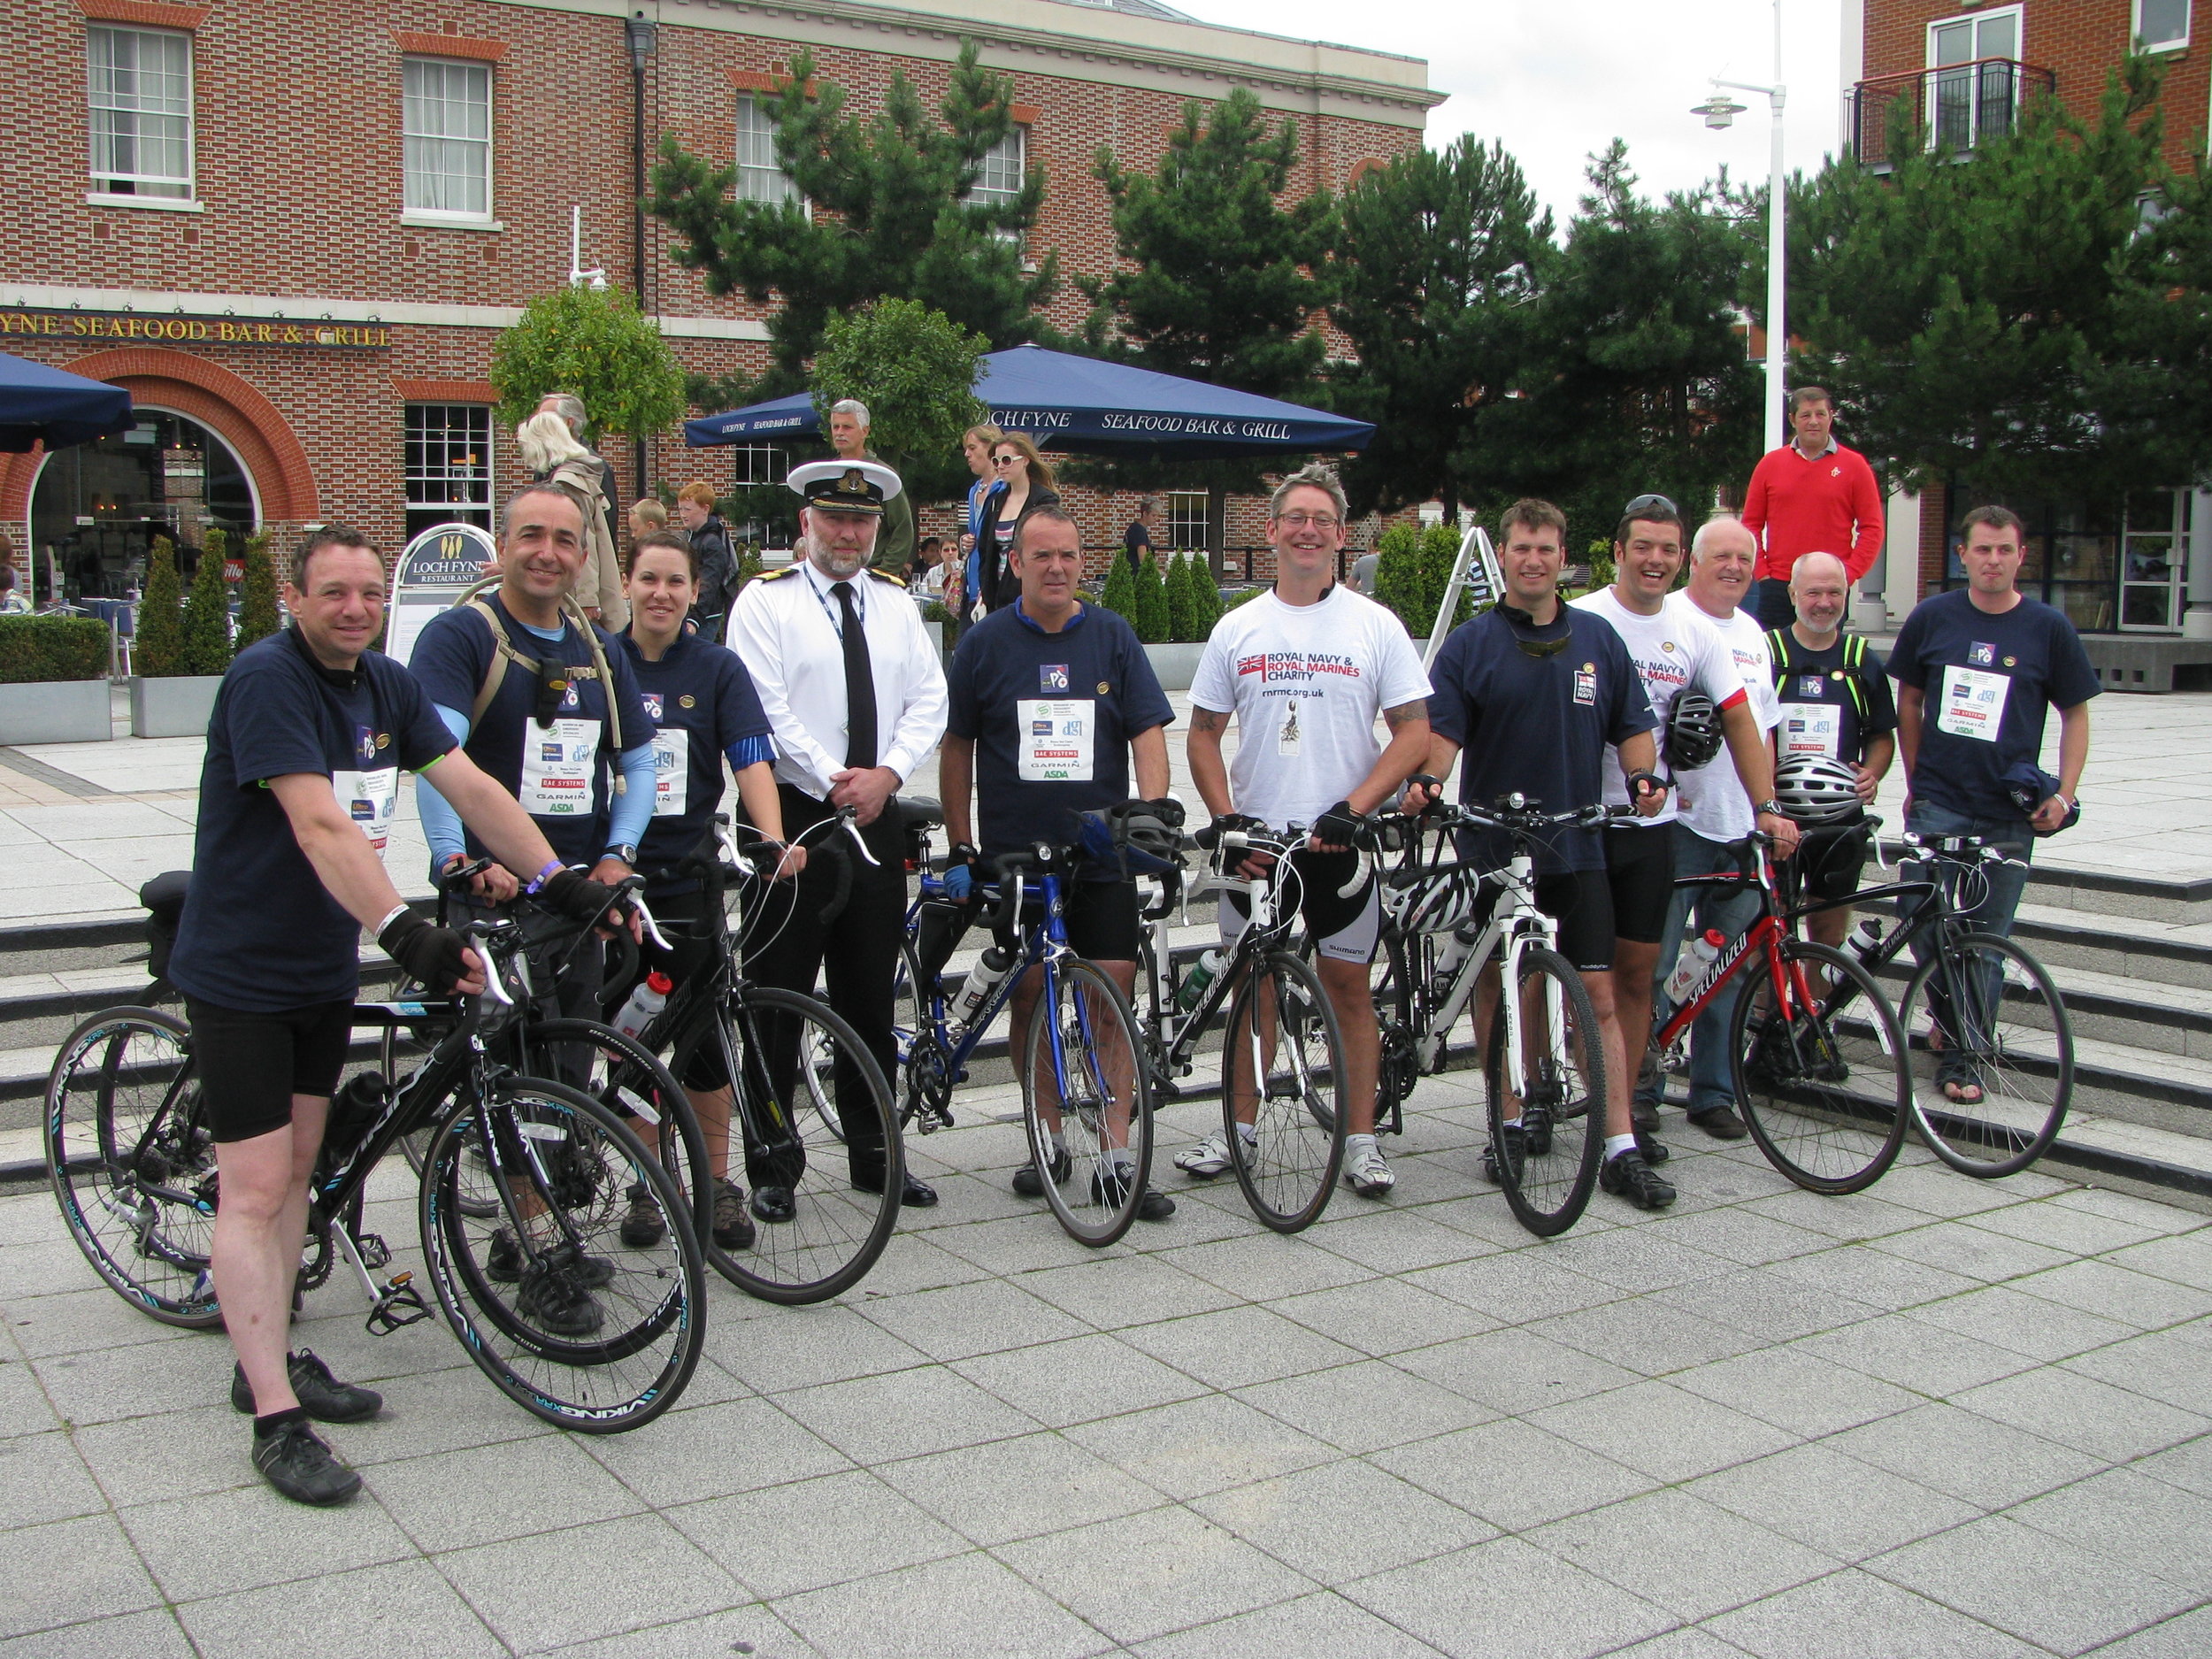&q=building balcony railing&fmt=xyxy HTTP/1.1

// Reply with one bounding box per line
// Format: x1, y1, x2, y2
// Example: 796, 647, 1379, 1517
1845, 58, 2057, 172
